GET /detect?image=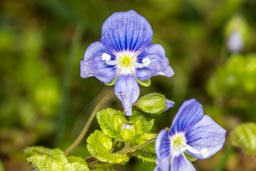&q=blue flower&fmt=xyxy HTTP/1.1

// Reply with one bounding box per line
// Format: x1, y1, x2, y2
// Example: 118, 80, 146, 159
80, 10, 174, 116
155, 99, 226, 171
